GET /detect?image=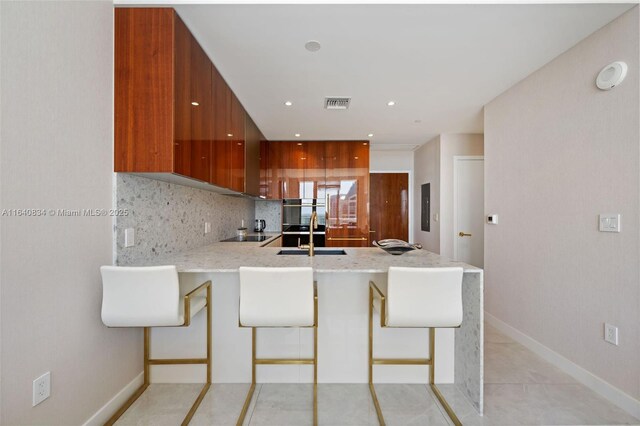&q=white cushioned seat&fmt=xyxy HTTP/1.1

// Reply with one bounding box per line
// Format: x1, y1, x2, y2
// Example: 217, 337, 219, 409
239, 267, 314, 327
101, 265, 204, 327
386, 266, 464, 328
